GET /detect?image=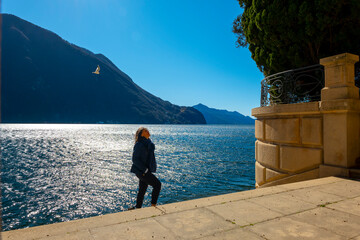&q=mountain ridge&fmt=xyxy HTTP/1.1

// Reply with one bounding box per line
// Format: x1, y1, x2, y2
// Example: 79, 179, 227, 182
1, 14, 206, 124
193, 103, 254, 125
